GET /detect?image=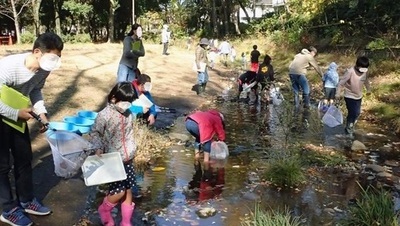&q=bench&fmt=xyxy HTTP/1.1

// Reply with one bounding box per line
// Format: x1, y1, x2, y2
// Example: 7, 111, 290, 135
0, 35, 12, 45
